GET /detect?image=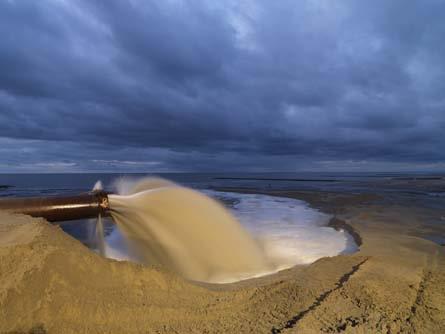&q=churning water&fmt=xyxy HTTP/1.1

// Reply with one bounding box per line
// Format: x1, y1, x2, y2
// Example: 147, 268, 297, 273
99, 177, 356, 283
107, 178, 271, 283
